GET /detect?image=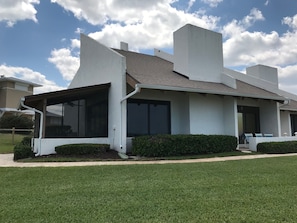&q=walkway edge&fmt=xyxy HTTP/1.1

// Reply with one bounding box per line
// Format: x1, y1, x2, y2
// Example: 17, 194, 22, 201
1, 153, 297, 167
